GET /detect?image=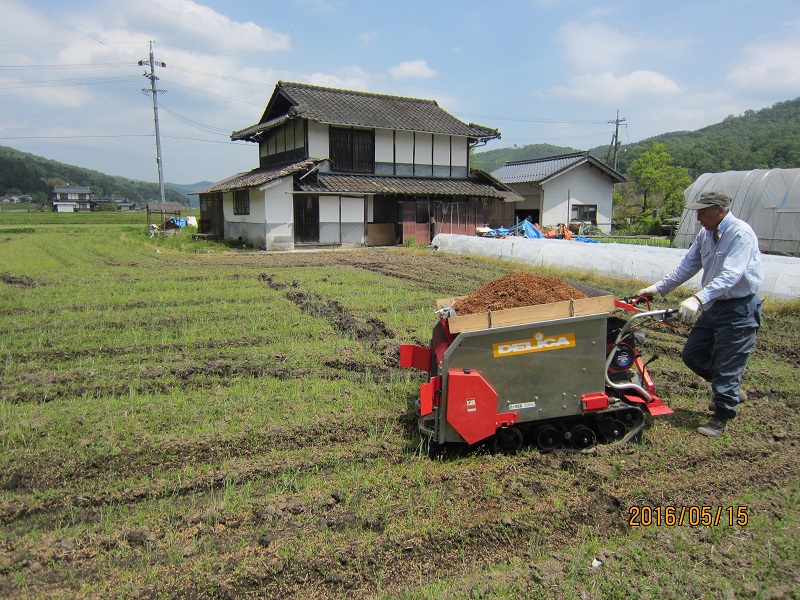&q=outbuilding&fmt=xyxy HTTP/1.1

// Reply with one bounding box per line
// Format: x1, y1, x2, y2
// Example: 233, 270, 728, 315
491, 152, 625, 234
